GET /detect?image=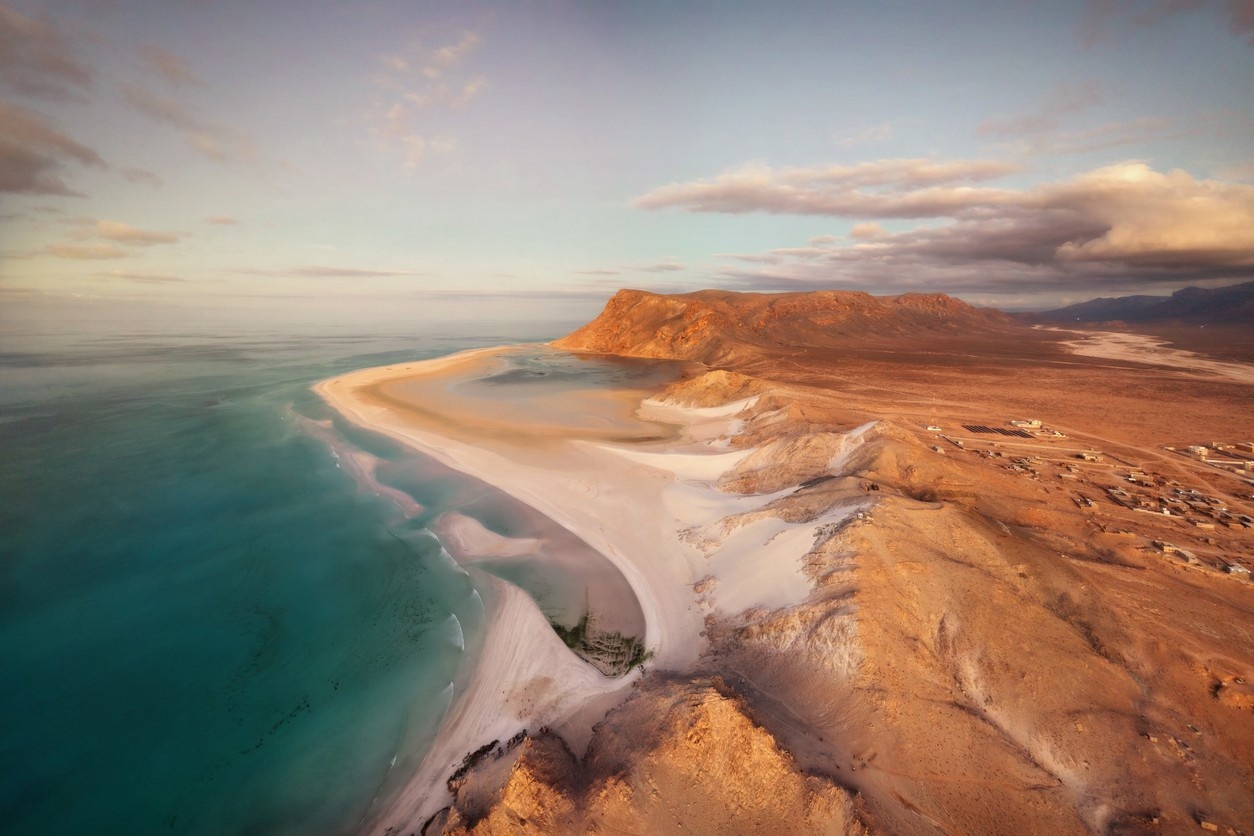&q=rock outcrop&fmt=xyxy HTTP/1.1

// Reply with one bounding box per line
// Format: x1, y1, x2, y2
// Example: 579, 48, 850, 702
437, 680, 867, 835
